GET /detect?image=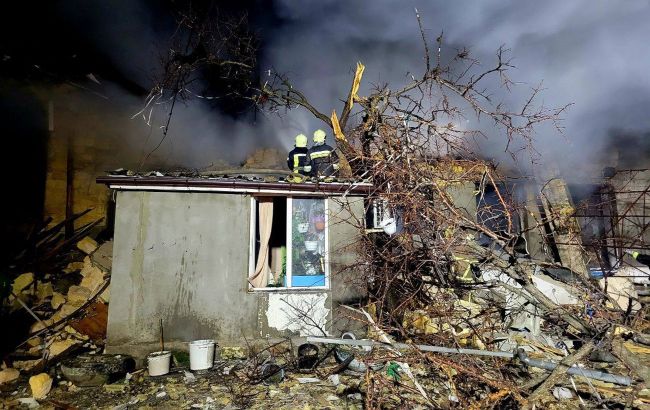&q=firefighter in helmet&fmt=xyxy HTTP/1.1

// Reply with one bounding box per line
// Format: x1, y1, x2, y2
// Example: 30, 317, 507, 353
308, 129, 340, 179
287, 134, 312, 182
